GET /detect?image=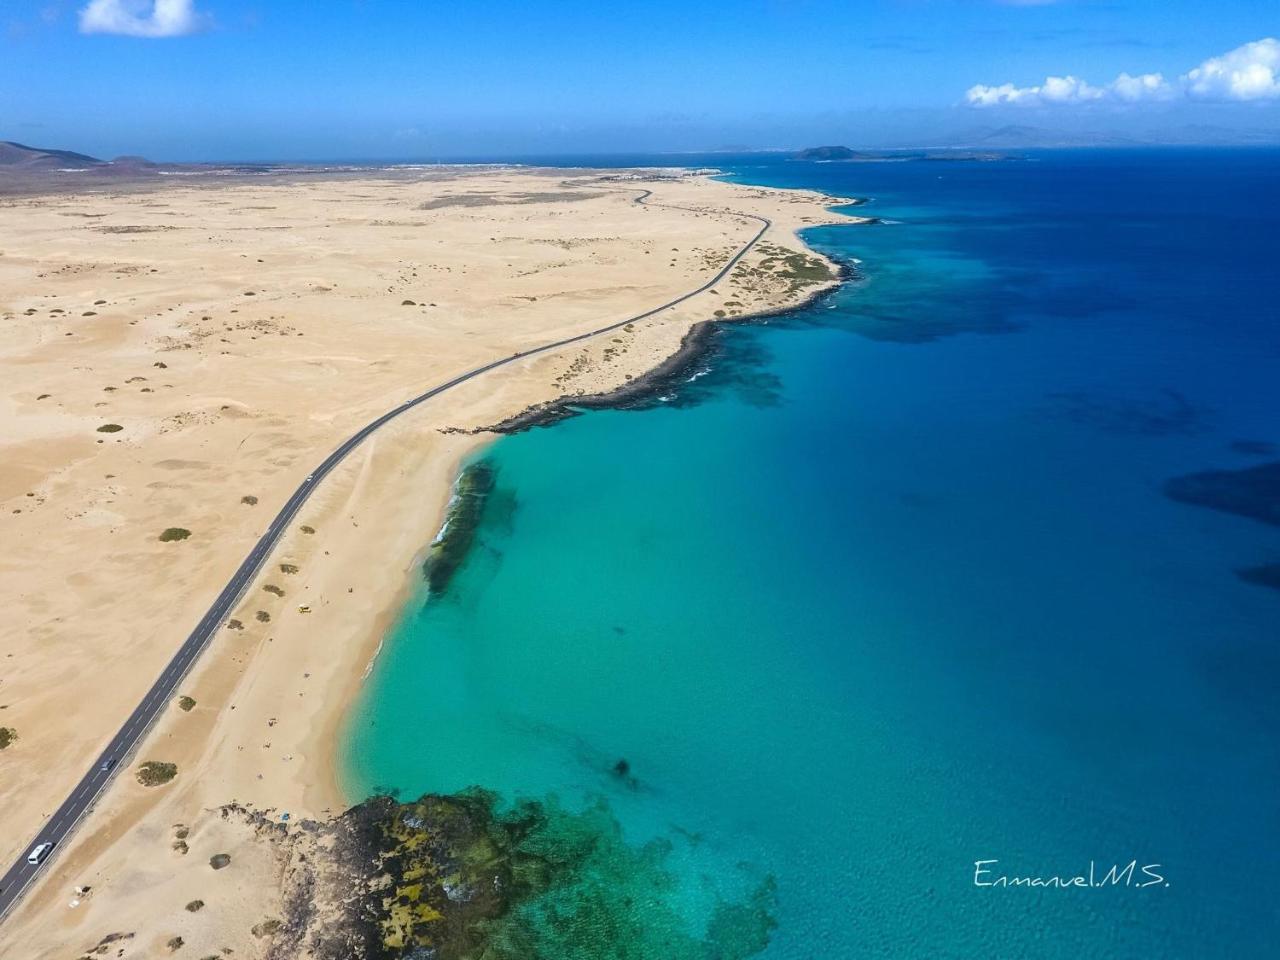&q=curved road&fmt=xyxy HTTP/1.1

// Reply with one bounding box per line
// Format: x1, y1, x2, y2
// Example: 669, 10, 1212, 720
0, 188, 771, 924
